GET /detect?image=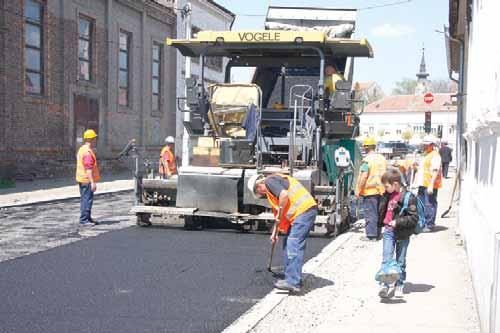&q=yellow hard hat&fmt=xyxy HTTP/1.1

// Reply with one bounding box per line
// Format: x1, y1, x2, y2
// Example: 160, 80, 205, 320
83, 129, 98, 139
363, 137, 377, 146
